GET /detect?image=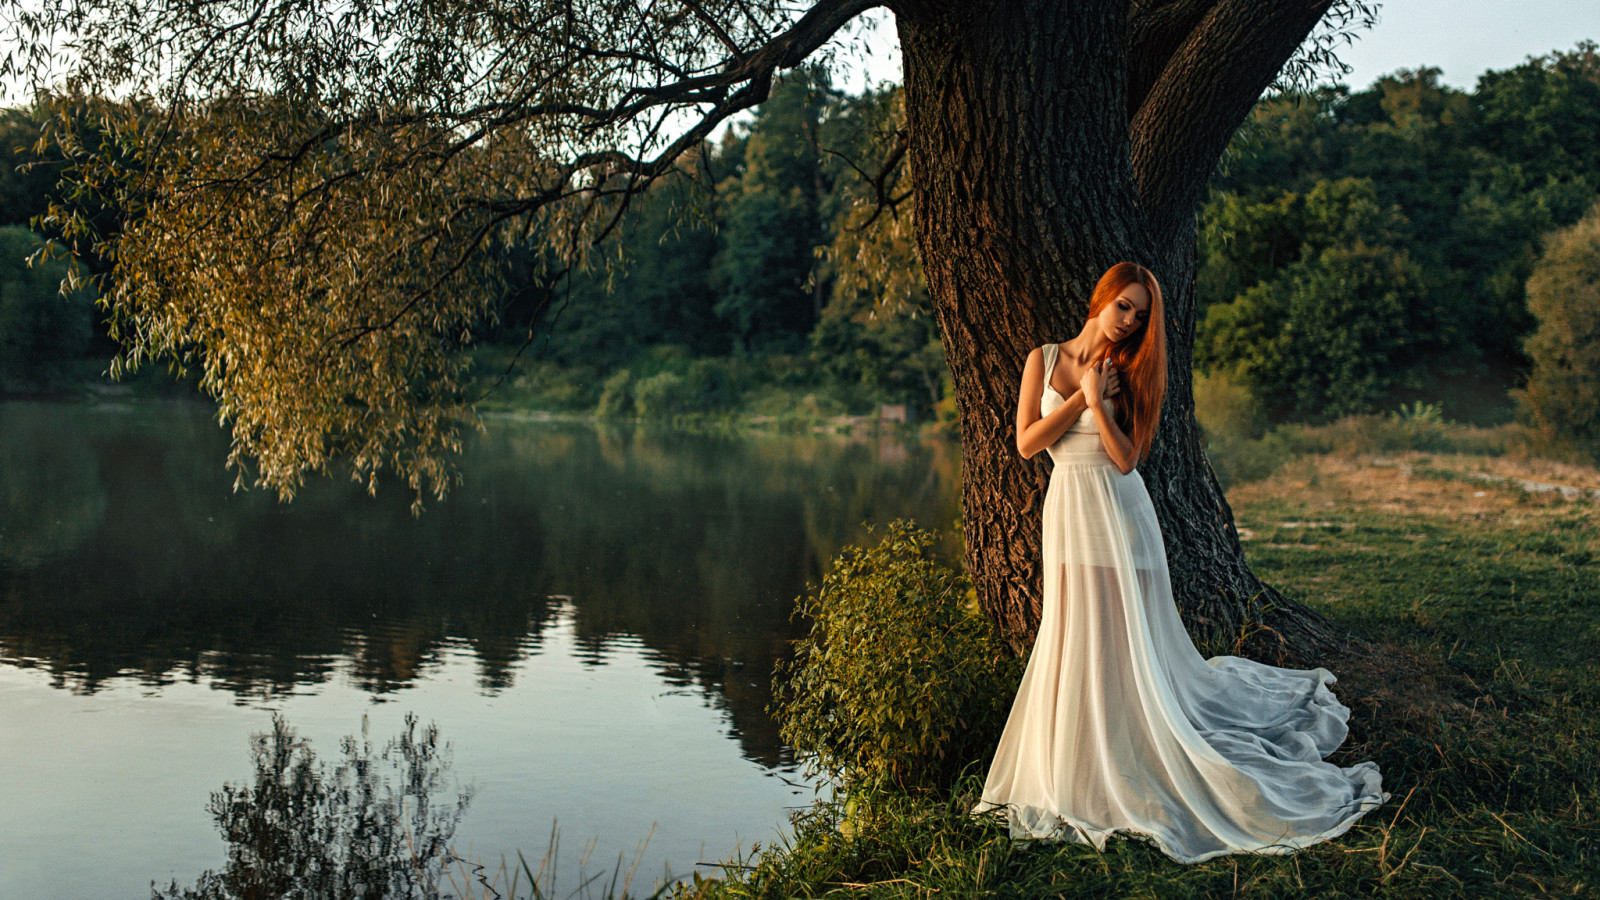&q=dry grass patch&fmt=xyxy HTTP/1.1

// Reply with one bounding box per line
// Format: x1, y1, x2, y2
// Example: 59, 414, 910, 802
1230, 451, 1600, 529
